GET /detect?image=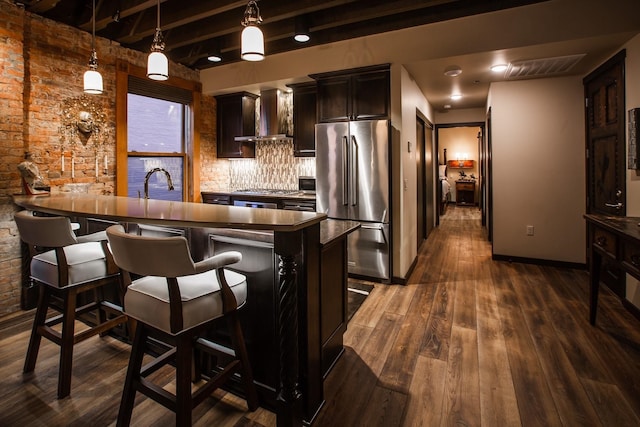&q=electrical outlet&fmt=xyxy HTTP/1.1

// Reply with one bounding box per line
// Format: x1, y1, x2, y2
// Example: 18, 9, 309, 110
526, 225, 534, 236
